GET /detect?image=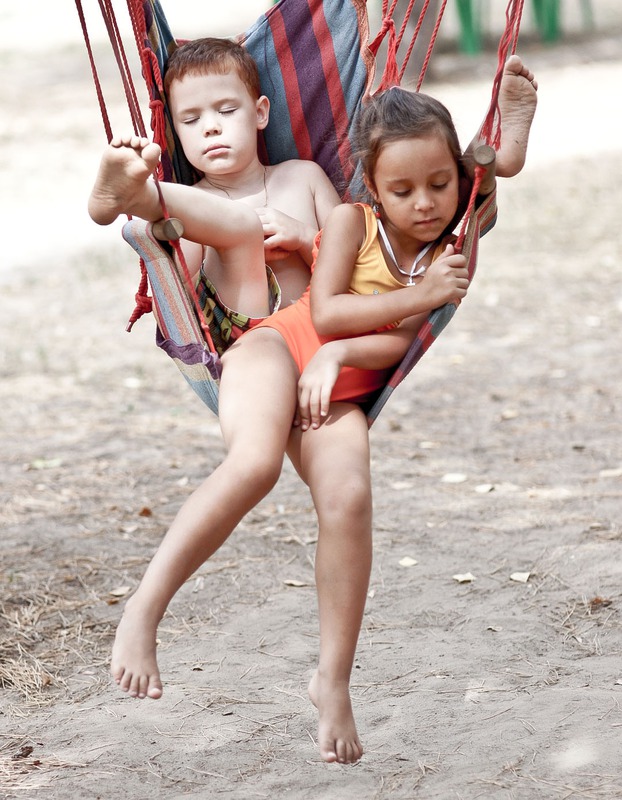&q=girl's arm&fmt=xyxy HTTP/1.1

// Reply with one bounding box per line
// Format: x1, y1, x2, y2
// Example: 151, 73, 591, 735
310, 204, 468, 337
296, 319, 427, 429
